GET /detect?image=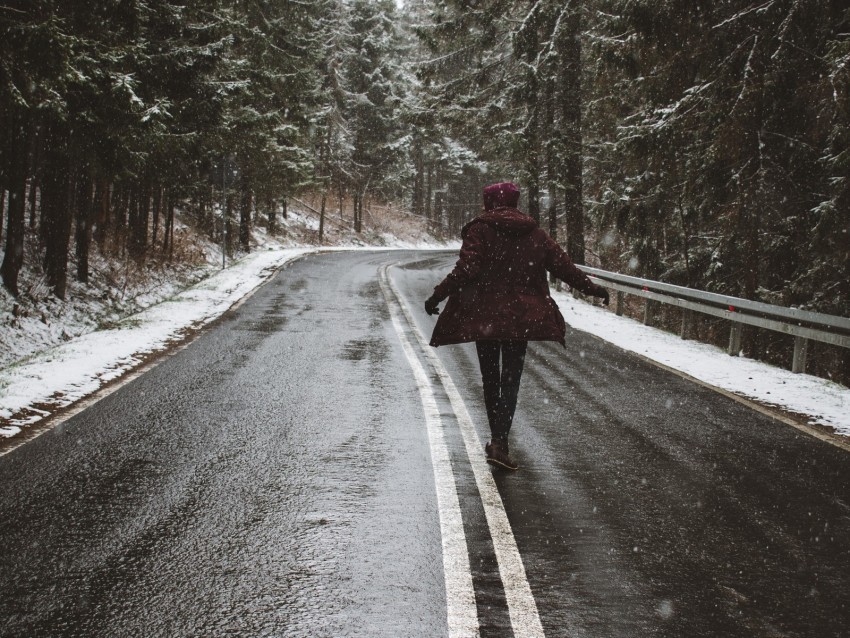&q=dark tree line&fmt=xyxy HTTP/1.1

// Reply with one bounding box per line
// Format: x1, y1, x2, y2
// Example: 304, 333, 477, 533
409, 0, 849, 380
410, 0, 589, 253
1, 0, 328, 299
412, 1, 848, 309
1, 0, 432, 293
2, 1, 848, 378
583, 0, 849, 375
584, 1, 849, 303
